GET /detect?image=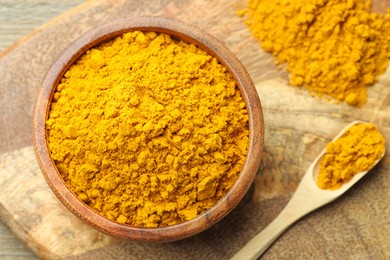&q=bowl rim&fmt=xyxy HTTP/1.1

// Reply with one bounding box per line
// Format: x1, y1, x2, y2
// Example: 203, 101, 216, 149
32, 16, 264, 242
